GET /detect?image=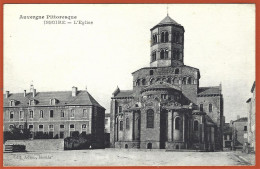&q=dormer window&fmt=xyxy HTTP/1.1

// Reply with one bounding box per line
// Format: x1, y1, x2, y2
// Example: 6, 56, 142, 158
50, 98, 57, 105
29, 99, 36, 106
10, 100, 15, 106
